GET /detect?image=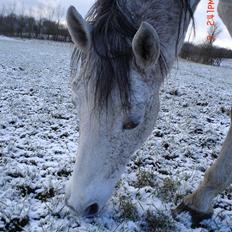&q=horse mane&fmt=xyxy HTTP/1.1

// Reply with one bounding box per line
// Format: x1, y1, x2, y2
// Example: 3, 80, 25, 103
71, 0, 195, 111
